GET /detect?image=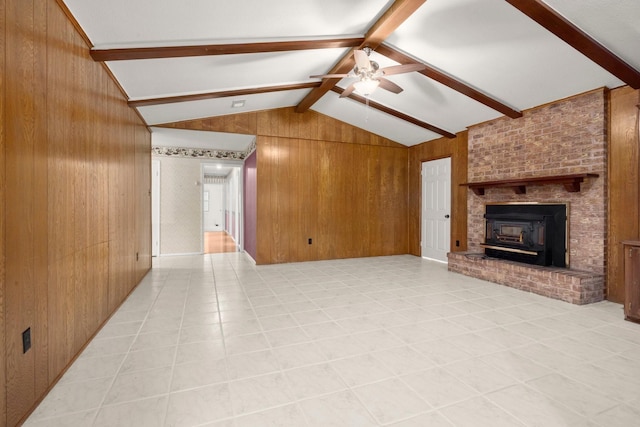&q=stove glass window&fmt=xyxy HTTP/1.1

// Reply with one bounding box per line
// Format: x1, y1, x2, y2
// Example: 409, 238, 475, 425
500, 225, 523, 237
